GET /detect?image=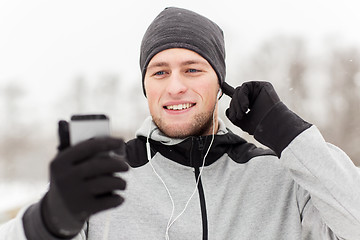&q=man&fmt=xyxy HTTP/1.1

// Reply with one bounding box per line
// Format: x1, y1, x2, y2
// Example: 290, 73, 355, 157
1, 7, 360, 240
